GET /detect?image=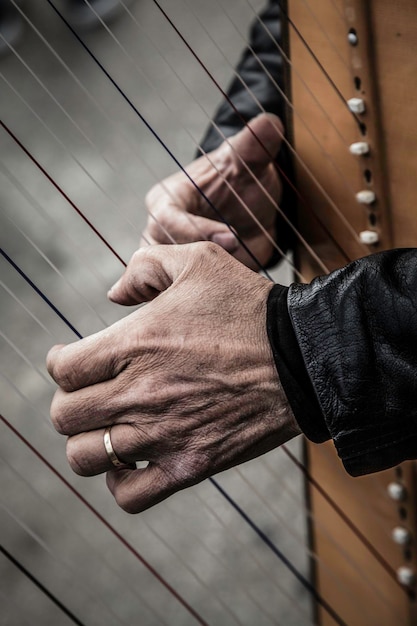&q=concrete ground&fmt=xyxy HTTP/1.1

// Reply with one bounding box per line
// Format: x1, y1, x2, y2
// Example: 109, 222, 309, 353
0, 1, 311, 624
